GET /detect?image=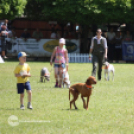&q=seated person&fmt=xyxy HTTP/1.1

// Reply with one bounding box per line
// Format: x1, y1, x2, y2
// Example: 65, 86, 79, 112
123, 30, 132, 42
21, 29, 31, 41
63, 31, 68, 38
56, 31, 61, 39
66, 31, 75, 39
107, 28, 115, 43
50, 30, 56, 39
32, 28, 43, 41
